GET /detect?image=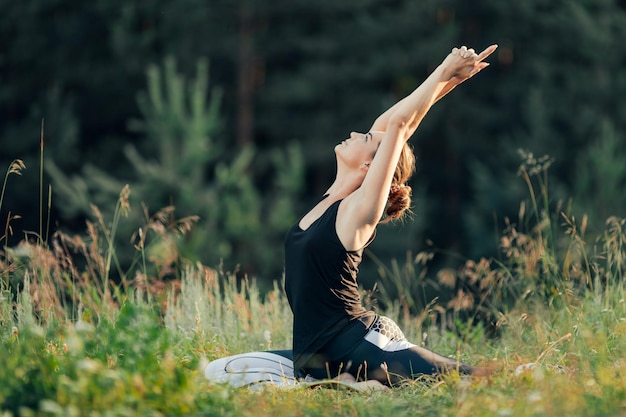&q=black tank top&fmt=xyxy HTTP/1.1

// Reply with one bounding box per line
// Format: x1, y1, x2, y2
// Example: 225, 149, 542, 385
284, 198, 376, 375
